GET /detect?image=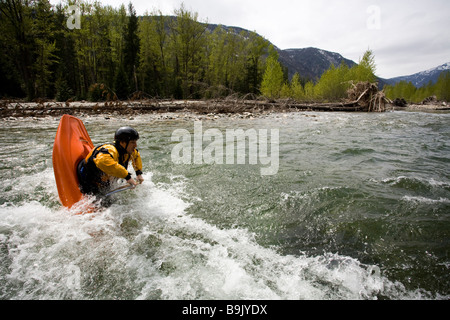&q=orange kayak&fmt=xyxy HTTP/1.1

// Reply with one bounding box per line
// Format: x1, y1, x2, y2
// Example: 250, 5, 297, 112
52, 115, 94, 208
